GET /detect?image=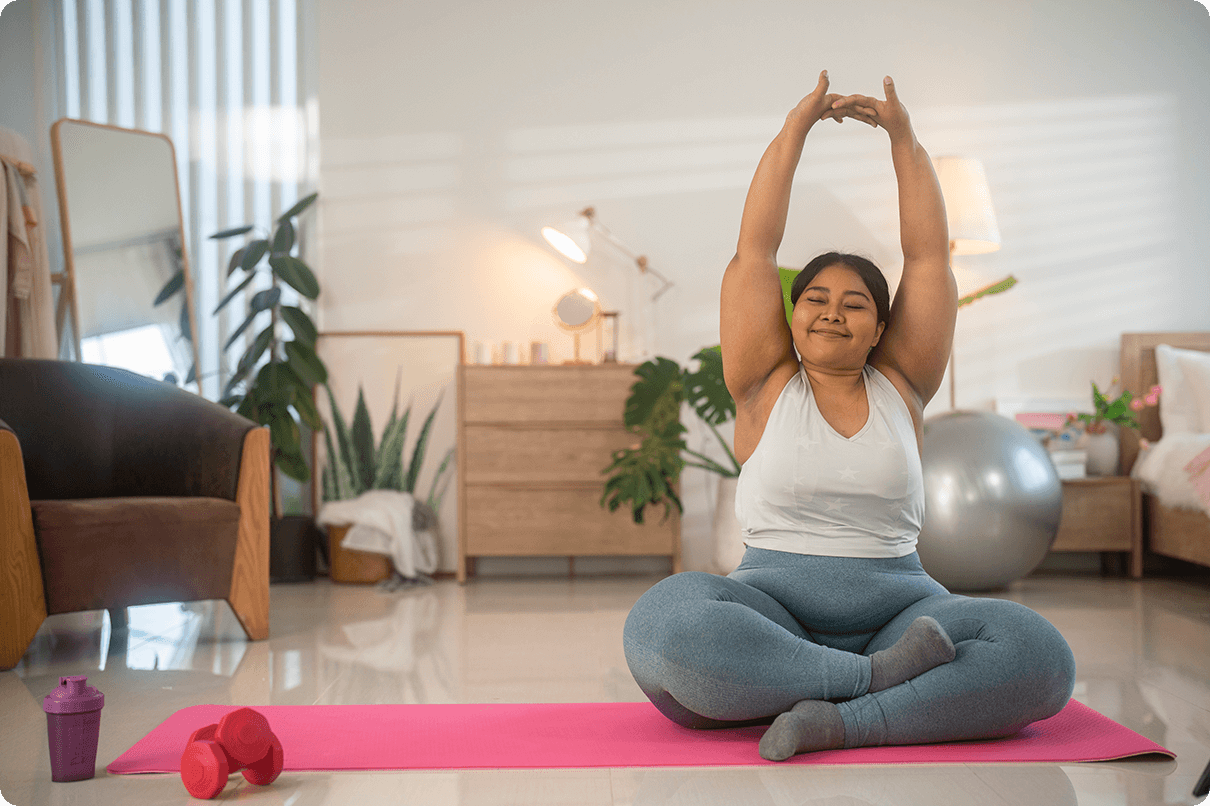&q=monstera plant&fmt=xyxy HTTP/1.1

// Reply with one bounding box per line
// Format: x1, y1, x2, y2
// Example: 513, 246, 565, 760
600, 346, 739, 524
